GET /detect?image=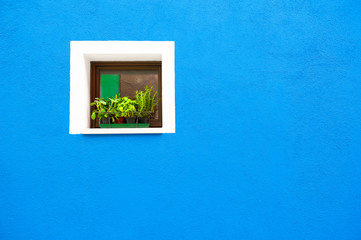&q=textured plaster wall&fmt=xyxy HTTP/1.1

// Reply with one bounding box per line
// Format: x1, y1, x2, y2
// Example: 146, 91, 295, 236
1, 1, 361, 239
